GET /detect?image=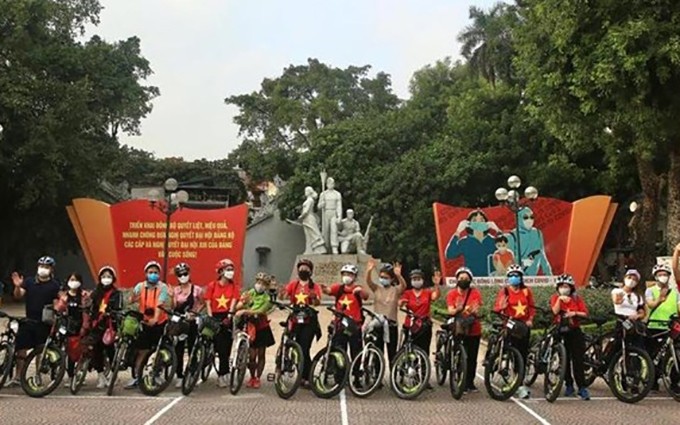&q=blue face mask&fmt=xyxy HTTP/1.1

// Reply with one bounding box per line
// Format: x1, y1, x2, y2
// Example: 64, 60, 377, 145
379, 278, 391, 287
508, 275, 522, 286
469, 222, 488, 232
147, 272, 160, 284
